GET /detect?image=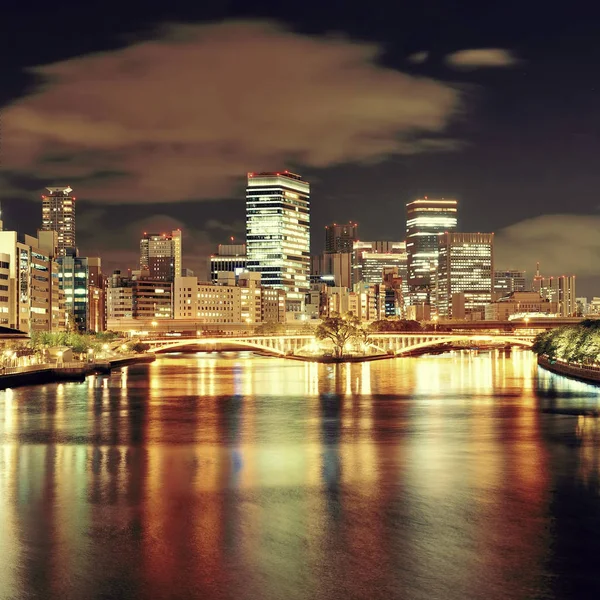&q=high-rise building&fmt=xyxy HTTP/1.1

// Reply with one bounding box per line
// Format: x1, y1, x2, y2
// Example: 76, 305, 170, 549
325, 222, 358, 254
406, 198, 458, 301
41, 186, 76, 255
139, 230, 182, 281
436, 232, 494, 318
352, 241, 407, 287
493, 269, 527, 297
246, 171, 310, 312
532, 268, 576, 317
210, 243, 248, 282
